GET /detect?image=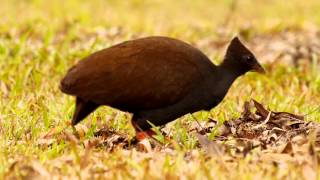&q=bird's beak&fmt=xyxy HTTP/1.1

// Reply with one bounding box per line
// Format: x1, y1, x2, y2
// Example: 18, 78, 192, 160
251, 63, 266, 74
